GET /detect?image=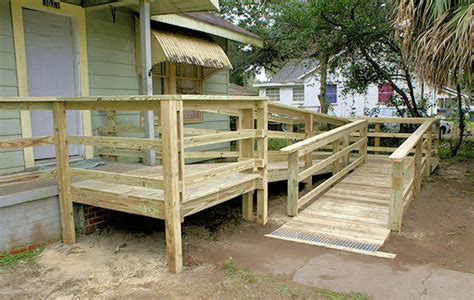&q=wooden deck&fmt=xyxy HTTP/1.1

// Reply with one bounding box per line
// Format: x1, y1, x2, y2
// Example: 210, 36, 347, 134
0, 95, 441, 272
267, 156, 399, 257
